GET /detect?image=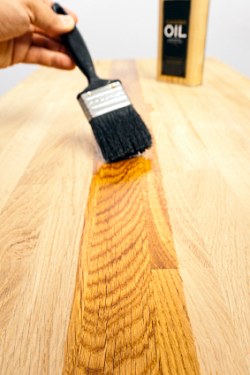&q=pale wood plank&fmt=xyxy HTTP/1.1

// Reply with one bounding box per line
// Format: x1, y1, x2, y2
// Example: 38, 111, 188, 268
181, 266, 249, 375
137, 59, 250, 374
0, 59, 249, 375
0, 66, 96, 374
